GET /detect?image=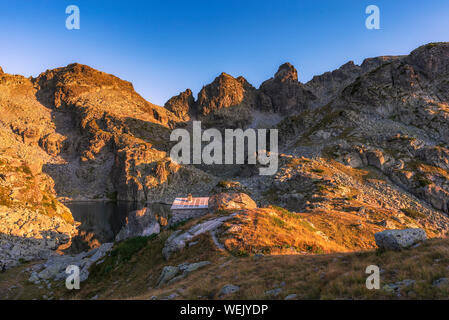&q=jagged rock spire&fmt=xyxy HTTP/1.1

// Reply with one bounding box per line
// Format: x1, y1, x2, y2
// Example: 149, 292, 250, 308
274, 62, 298, 82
